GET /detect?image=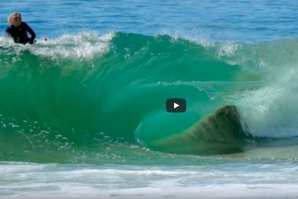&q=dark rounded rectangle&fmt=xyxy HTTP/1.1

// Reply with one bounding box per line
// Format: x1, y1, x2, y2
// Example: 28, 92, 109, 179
166, 98, 186, 113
